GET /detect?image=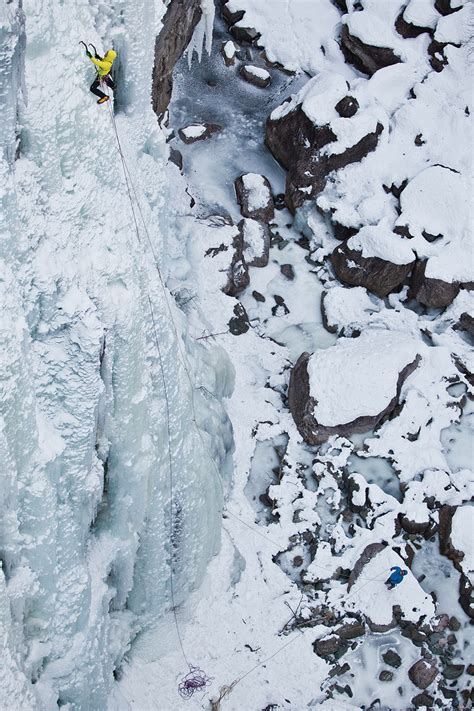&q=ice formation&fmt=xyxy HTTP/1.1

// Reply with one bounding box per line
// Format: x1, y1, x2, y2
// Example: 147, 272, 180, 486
0, 1, 232, 708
